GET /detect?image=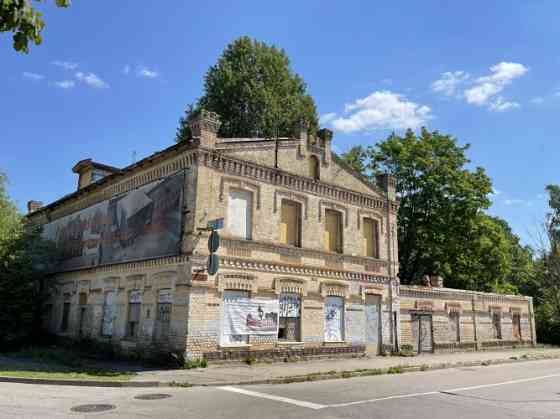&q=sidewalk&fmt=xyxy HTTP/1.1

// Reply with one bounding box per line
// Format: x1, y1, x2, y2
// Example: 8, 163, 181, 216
132, 347, 560, 386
